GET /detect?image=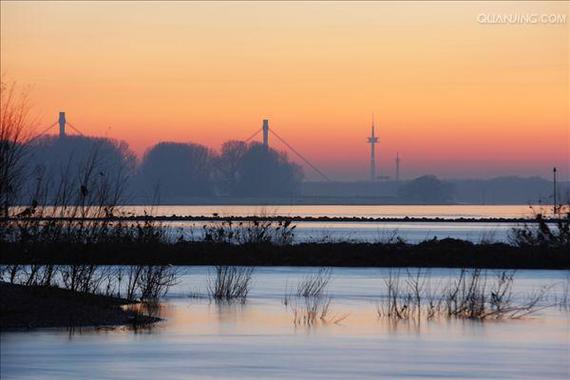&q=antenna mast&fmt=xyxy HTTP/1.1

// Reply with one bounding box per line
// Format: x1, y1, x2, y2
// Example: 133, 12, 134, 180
367, 115, 379, 181
395, 152, 400, 182
553, 167, 558, 214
